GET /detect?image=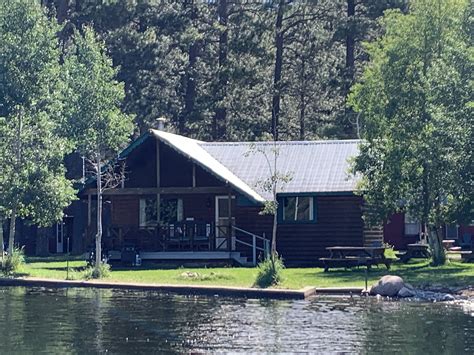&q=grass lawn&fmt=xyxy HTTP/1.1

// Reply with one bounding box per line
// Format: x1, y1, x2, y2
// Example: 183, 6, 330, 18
14, 256, 474, 290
